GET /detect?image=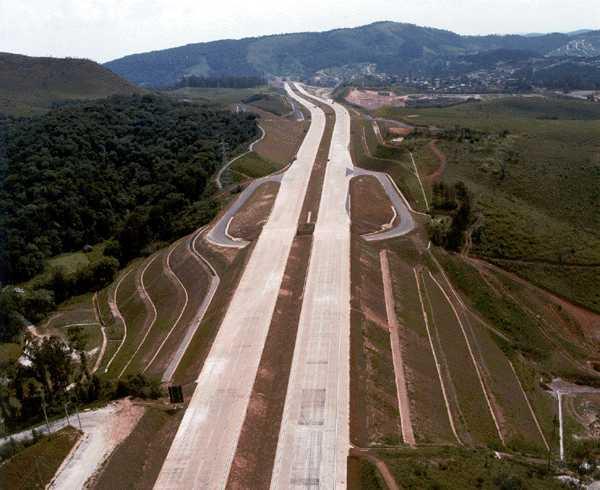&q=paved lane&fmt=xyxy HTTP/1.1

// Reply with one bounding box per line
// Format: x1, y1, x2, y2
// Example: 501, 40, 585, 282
270, 88, 352, 489
153, 84, 326, 490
